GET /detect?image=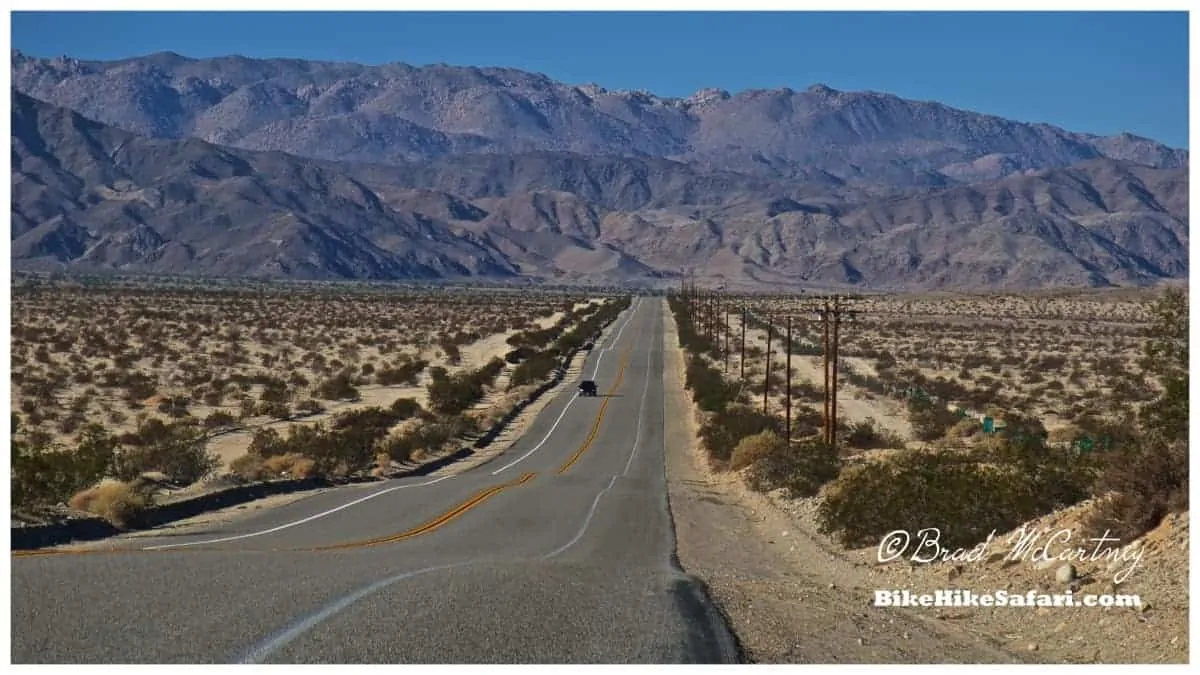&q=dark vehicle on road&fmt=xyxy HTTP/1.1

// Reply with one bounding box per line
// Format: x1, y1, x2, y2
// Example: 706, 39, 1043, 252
583, 341, 594, 350
578, 380, 598, 396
